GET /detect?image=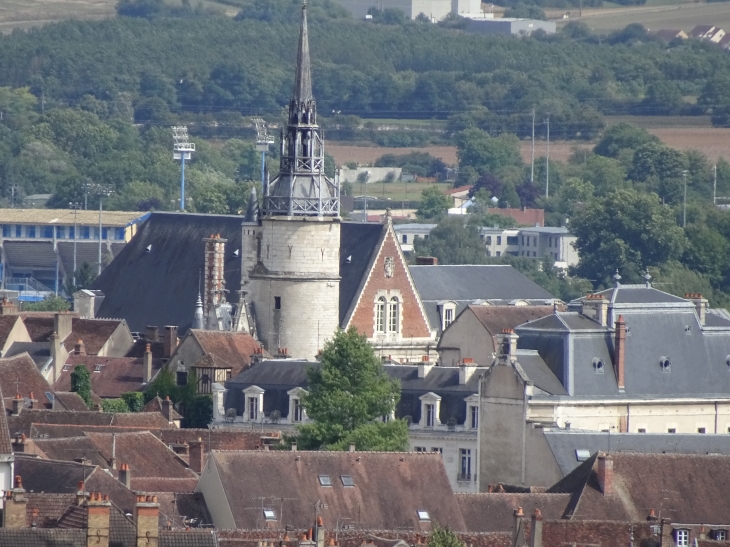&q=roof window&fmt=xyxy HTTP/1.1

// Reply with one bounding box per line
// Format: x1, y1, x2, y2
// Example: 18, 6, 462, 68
341, 475, 354, 487
592, 358, 604, 374
318, 474, 331, 487
575, 449, 591, 462
417, 511, 431, 521
94, 364, 104, 372
660, 357, 671, 373
263, 510, 276, 521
